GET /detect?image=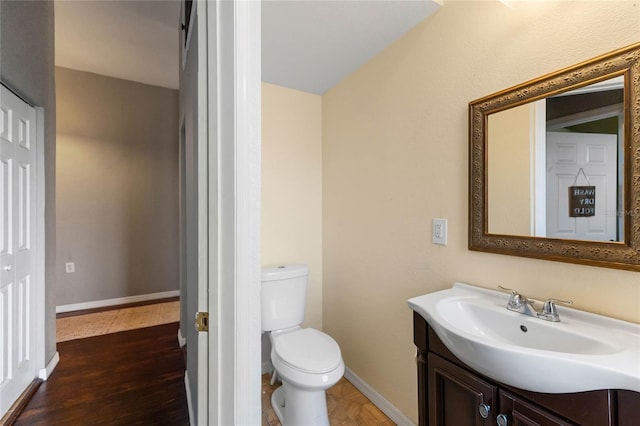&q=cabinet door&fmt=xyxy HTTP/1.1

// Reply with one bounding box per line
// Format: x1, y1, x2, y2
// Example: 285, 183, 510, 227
618, 390, 640, 426
428, 353, 498, 426
498, 390, 577, 426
